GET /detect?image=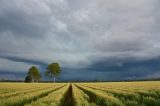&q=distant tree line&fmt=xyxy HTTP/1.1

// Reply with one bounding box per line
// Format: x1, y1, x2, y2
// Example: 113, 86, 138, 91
25, 63, 61, 83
